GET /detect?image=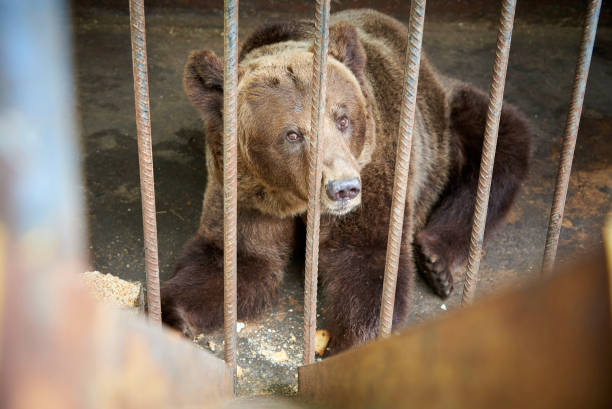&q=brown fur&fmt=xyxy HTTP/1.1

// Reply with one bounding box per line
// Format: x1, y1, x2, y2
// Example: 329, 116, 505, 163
161, 9, 531, 353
